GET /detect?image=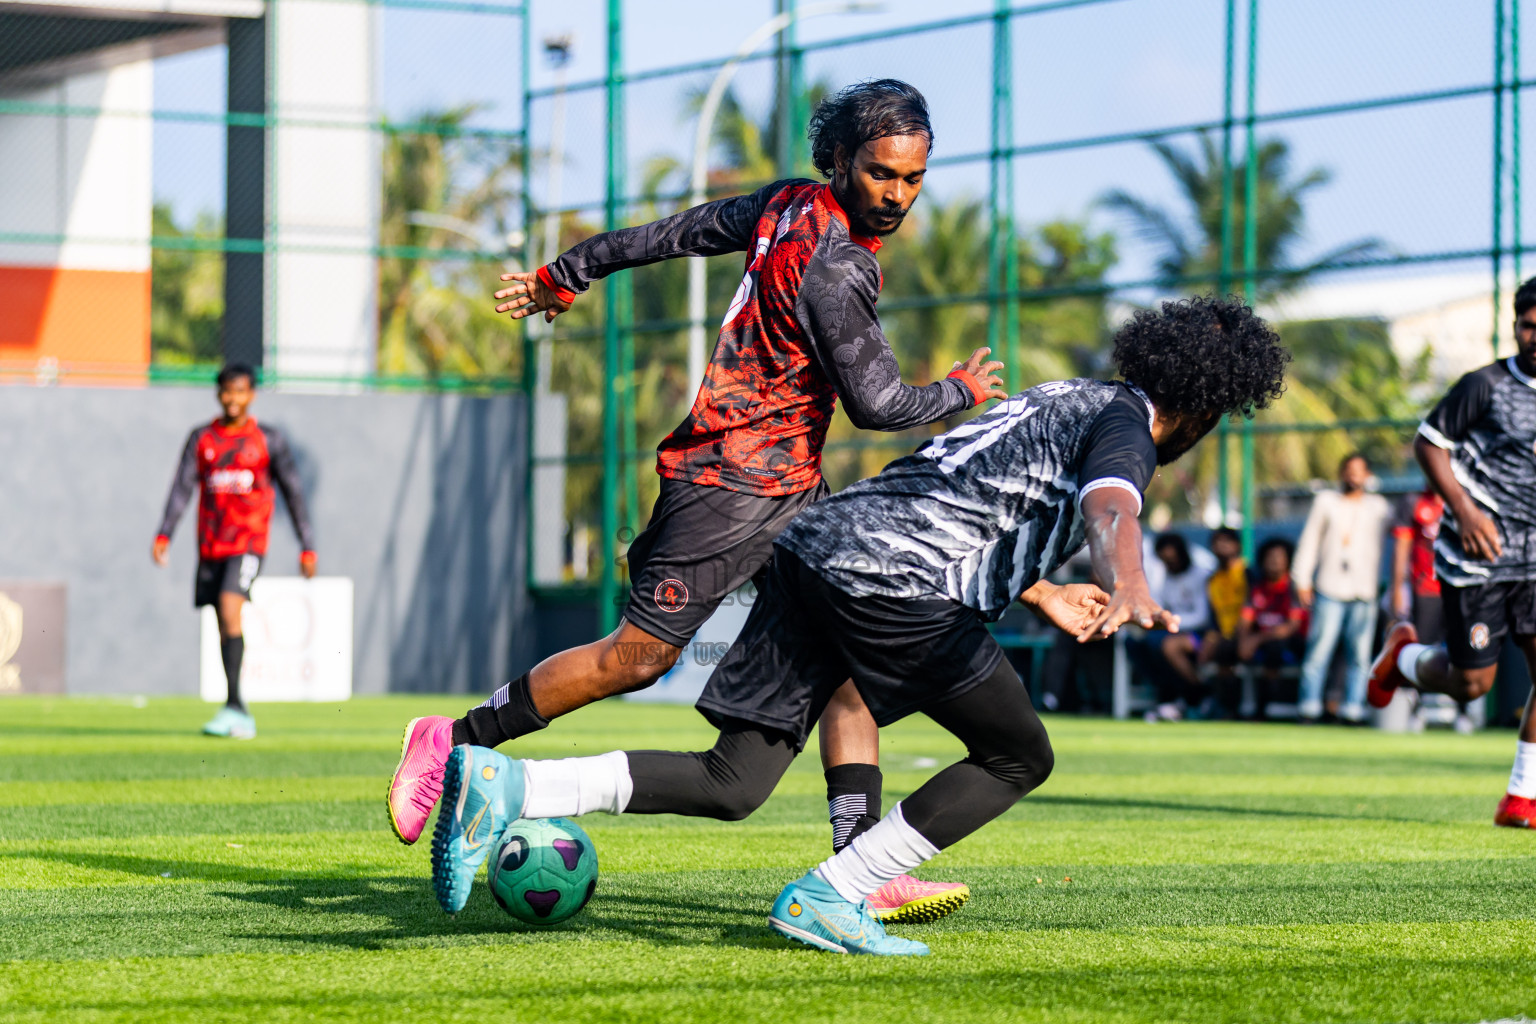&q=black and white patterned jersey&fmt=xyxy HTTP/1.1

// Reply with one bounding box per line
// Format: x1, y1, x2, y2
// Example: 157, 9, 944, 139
1420, 357, 1536, 585
777, 378, 1158, 620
